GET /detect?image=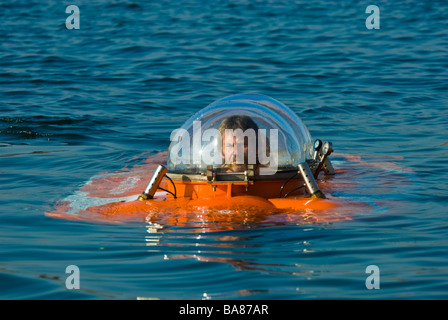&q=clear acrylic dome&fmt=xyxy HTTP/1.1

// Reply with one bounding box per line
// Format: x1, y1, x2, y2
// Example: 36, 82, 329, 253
208, 94, 312, 156
167, 94, 313, 175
